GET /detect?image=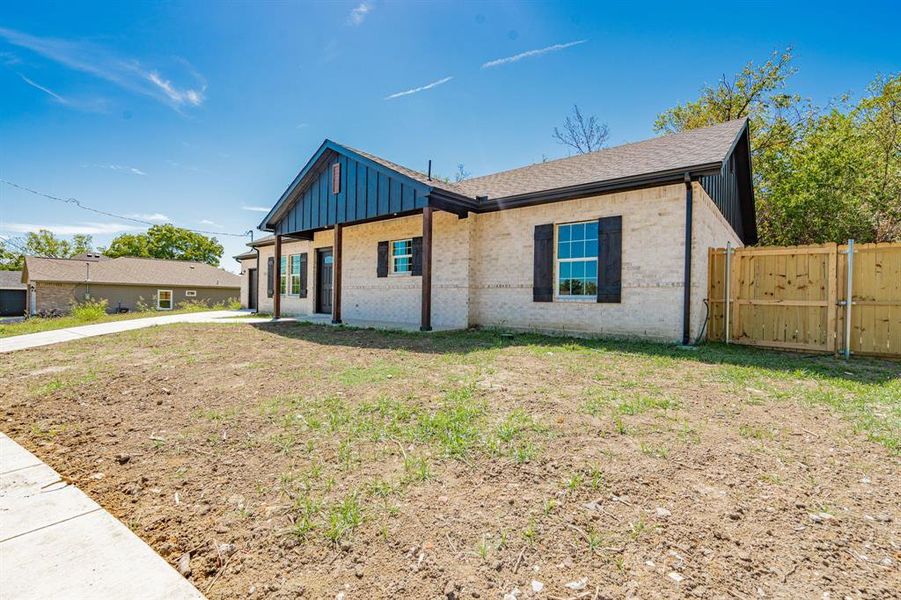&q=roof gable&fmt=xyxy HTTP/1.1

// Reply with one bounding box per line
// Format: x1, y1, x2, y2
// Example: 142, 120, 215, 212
260, 140, 440, 234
